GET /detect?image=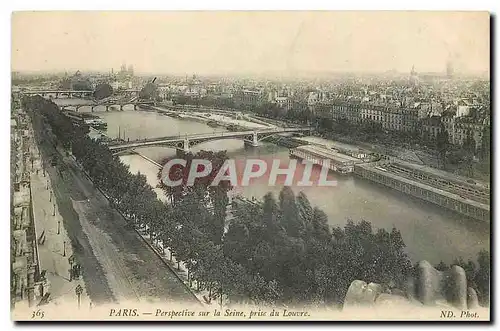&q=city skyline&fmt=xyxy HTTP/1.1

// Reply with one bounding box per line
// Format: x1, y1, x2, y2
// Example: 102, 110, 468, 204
12, 11, 490, 76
